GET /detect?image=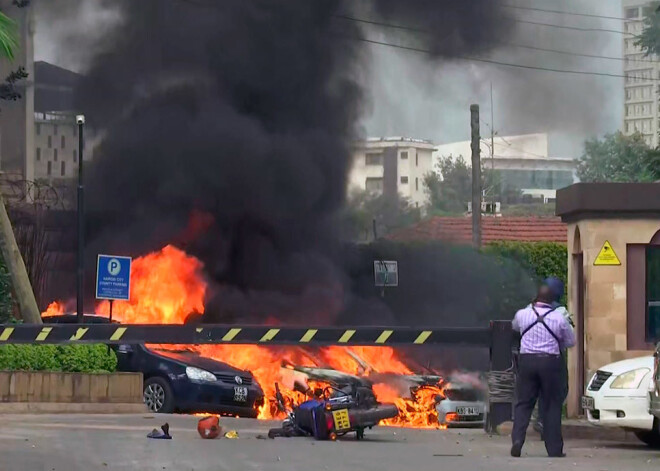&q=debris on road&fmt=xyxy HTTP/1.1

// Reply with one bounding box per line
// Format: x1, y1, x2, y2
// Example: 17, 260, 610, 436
197, 416, 222, 439
224, 430, 239, 439
147, 423, 172, 440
